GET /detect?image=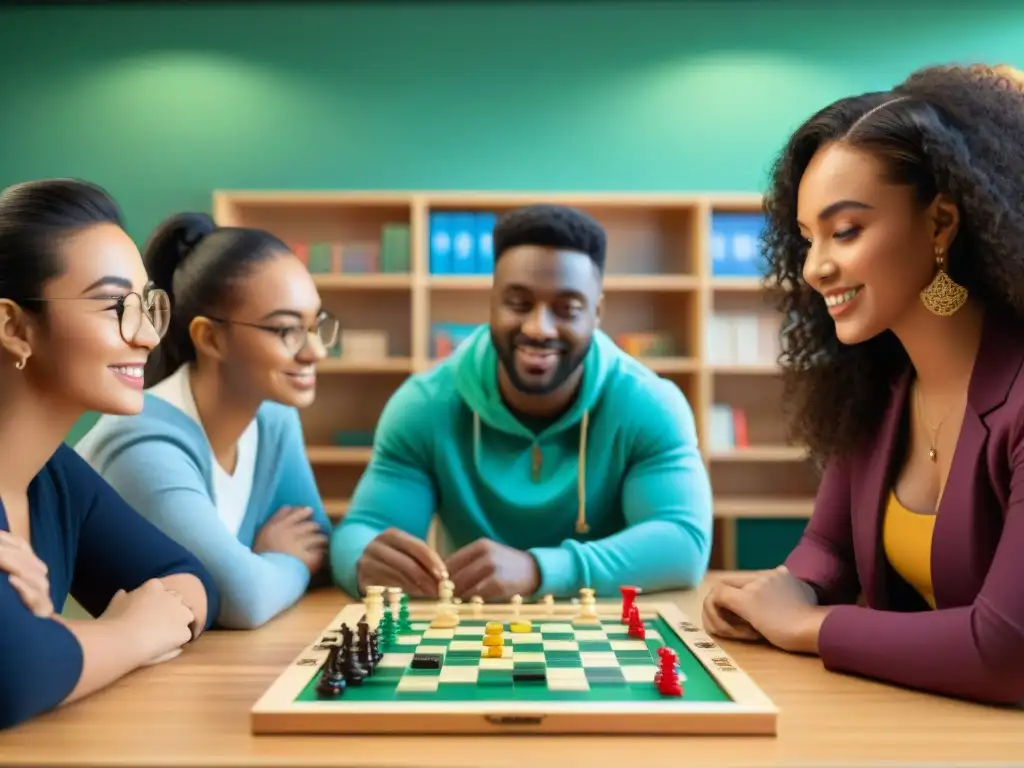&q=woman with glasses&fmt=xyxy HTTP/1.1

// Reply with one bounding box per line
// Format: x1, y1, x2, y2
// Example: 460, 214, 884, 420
76, 210, 335, 630
0, 179, 219, 731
